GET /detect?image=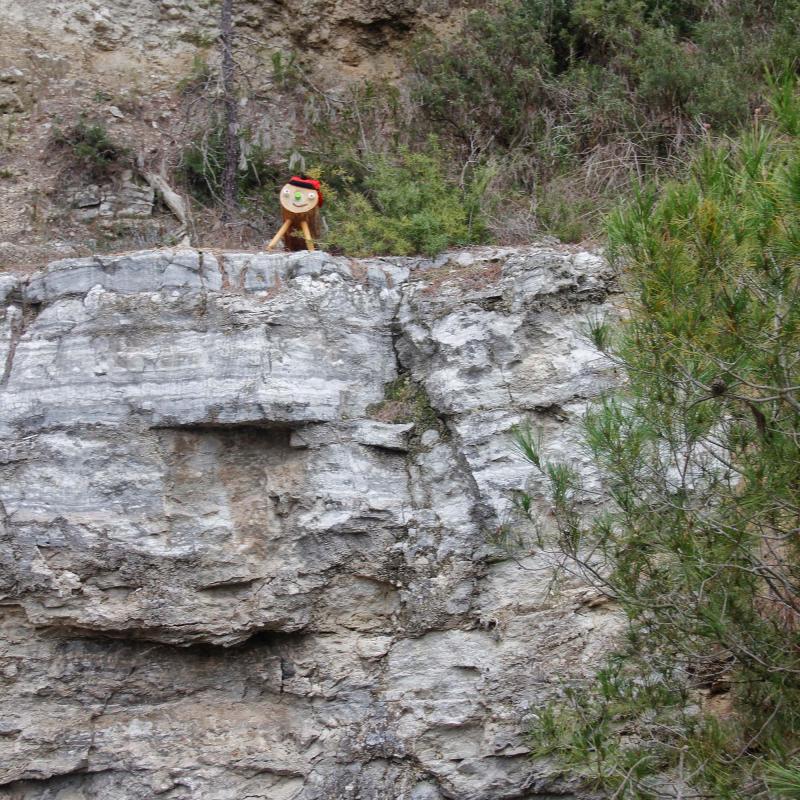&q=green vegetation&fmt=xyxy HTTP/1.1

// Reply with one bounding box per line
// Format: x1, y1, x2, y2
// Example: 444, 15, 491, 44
768, 762, 800, 798
515, 81, 800, 797
179, 121, 280, 207
51, 116, 129, 180
279, 0, 797, 253
270, 51, 300, 88
177, 29, 216, 48
177, 54, 214, 96
409, 0, 800, 243
367, 374, 444, 435
174, 0, 798, 255
326, 143, 490, 256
